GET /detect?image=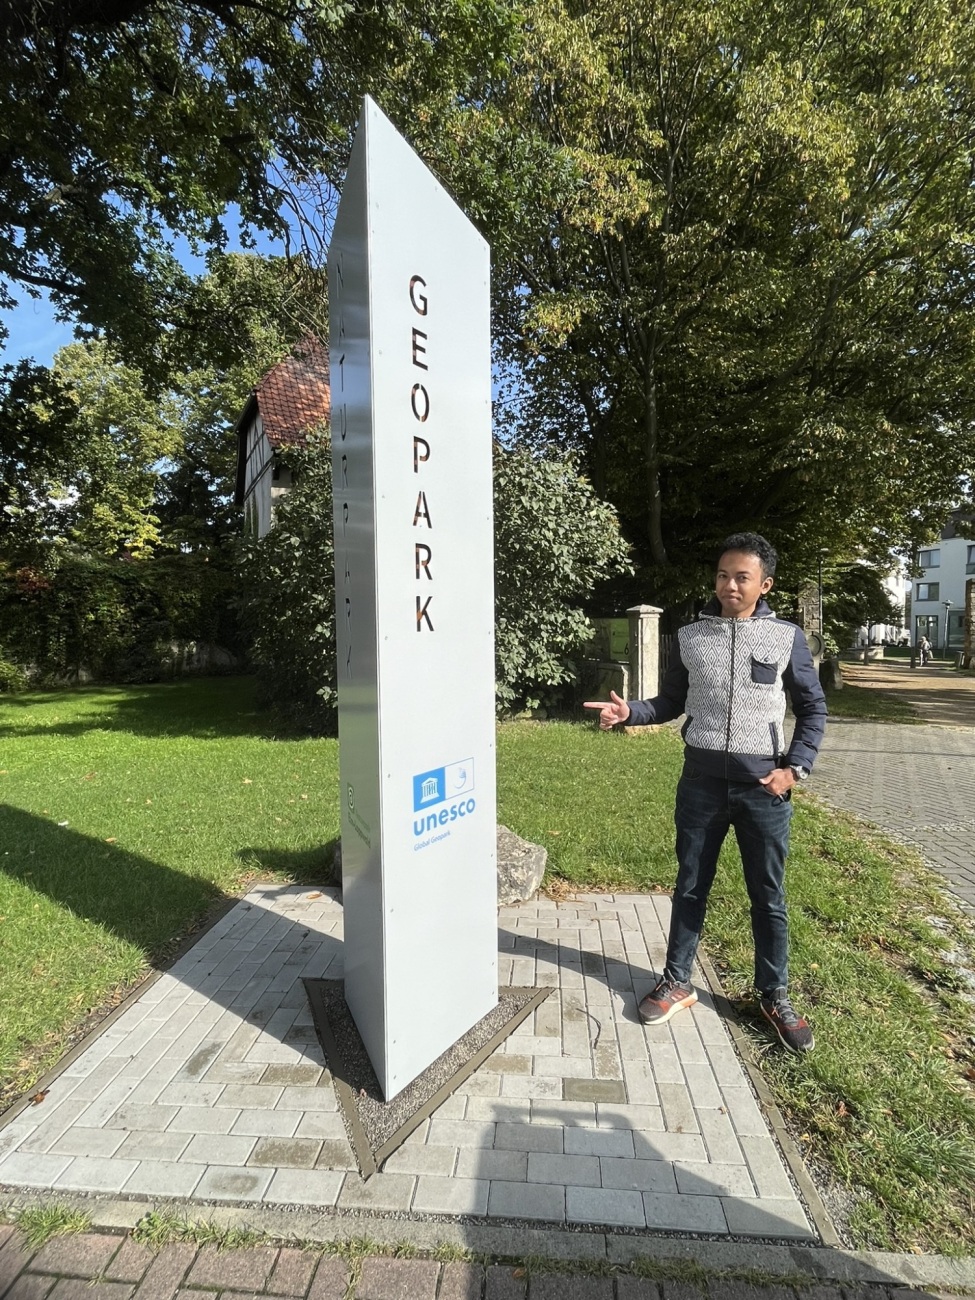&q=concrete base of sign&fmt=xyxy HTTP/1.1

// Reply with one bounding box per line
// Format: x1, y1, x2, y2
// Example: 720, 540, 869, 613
305, 980, 550, 1177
